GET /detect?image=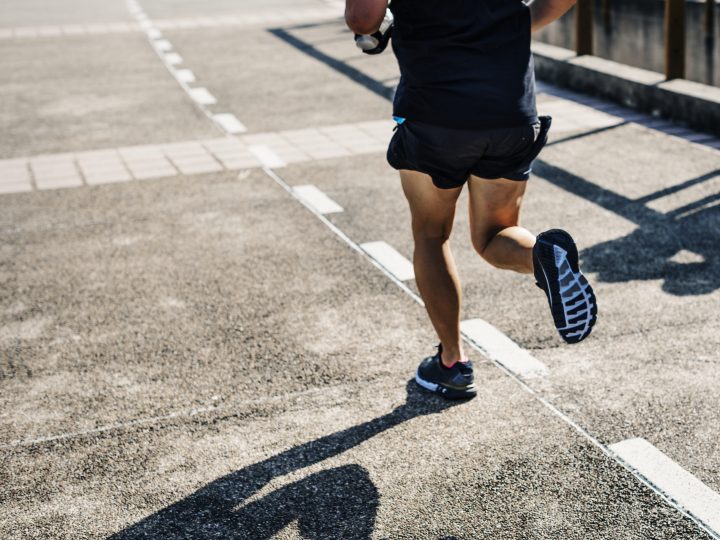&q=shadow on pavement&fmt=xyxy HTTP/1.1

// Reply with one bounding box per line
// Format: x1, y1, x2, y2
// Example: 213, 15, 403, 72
269, 27, 395, 101
110, 380, 461, 539
535, 162, 720, 296
271, 19, 720, 296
